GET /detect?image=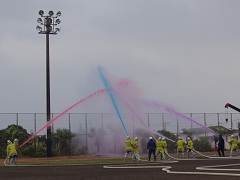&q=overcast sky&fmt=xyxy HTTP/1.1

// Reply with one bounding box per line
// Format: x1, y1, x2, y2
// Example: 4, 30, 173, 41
1, 0, 240, 114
